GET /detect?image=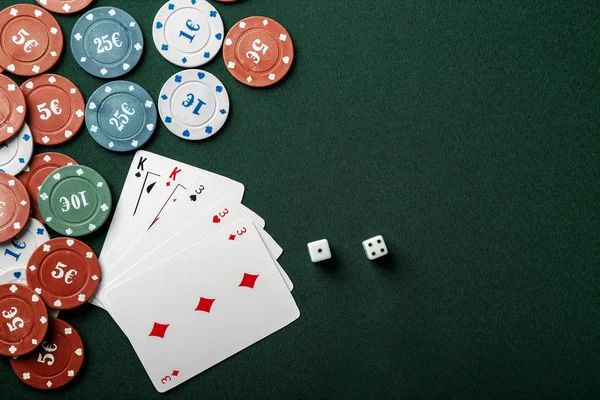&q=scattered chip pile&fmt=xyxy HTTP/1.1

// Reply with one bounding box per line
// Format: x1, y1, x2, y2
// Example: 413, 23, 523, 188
0, 0, 294, 152
0, 180, 104, 390
0, 242, 96, 389
0, 0, 297, 392
0, 5, 108, 388
152, 0, 294, 141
